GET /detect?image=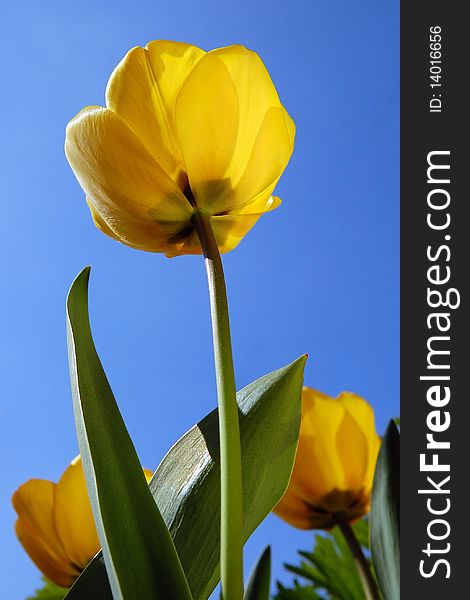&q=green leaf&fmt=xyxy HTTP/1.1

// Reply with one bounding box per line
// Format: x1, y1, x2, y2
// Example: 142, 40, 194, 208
351, 518, 371, 550
67, 343, 306, 599
276, 520, 372, 600
66, 555, 111, 599
370, 420, 400, 600
244, 546, 271, 600
27, 577, 68, 600
153, 353, 305, 599
275, 581, 323, 600
66, 267, 192, 600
